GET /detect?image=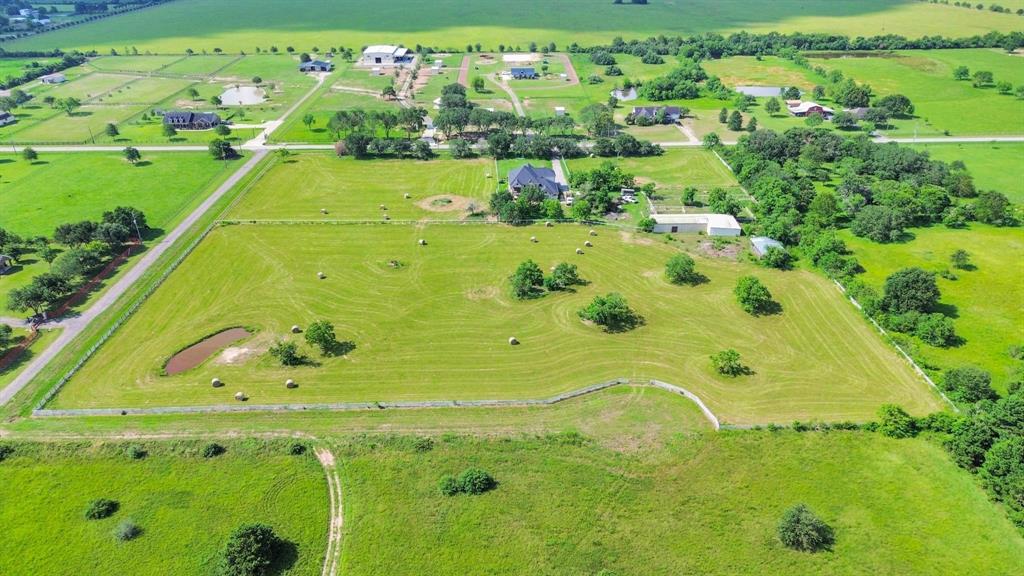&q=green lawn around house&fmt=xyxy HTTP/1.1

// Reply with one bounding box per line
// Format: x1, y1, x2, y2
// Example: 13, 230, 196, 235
0, 440, 328, 576
0, 328, 60, 389
841, 224, 1024, 394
